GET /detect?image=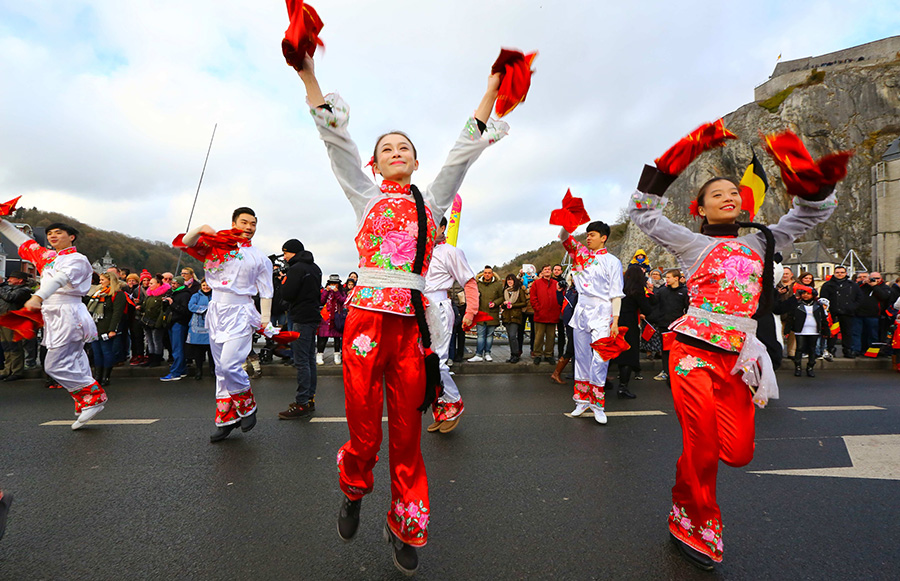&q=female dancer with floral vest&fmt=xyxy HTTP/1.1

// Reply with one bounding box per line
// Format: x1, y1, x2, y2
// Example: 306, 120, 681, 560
296, 53, 510, 575
629, 121, 849, 570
